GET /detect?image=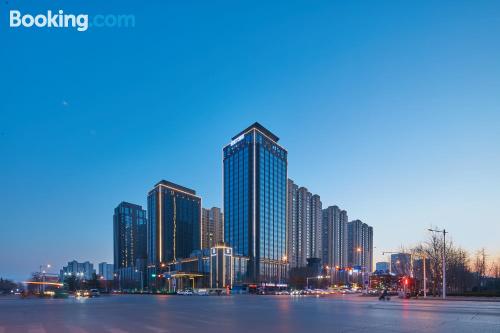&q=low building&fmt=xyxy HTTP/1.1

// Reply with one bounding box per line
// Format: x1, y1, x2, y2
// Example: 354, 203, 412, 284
149, 245, 249, 292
